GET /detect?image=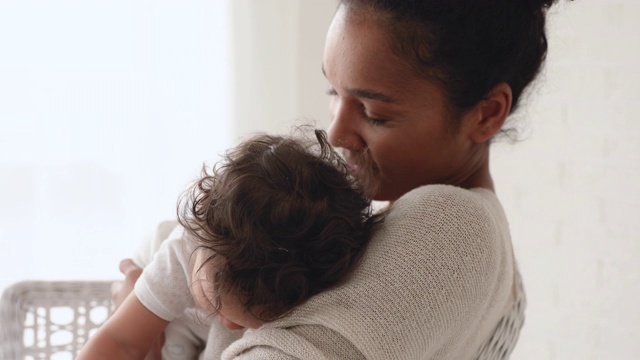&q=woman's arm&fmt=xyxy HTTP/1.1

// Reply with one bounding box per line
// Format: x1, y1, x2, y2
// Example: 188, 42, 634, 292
76, 291, 169, 360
